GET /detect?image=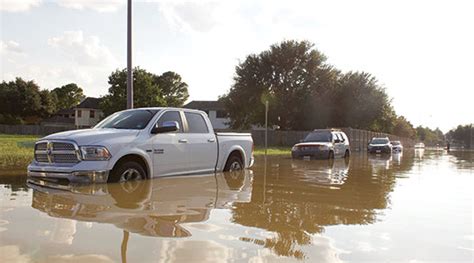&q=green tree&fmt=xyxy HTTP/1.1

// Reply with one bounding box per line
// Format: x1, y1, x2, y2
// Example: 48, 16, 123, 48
447, 124, 473, 148
39, 90, 58, 117
333, 72, 395, 131
392, 116, 416, 138
100, 68, 189, 116
416, 126, 444, 146
221, 40, 334, 130
51, 83, 85, 110
155, 71, 189, 107
0, 78, 42, 118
